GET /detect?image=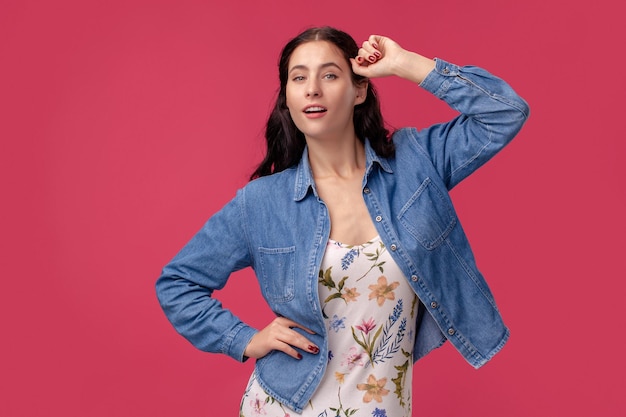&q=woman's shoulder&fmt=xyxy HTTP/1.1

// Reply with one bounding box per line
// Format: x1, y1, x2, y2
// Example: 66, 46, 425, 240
241, 166, 298, 196
391, 127, 418, 140
385, 127, 438, 168
390, 127, 421, 151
